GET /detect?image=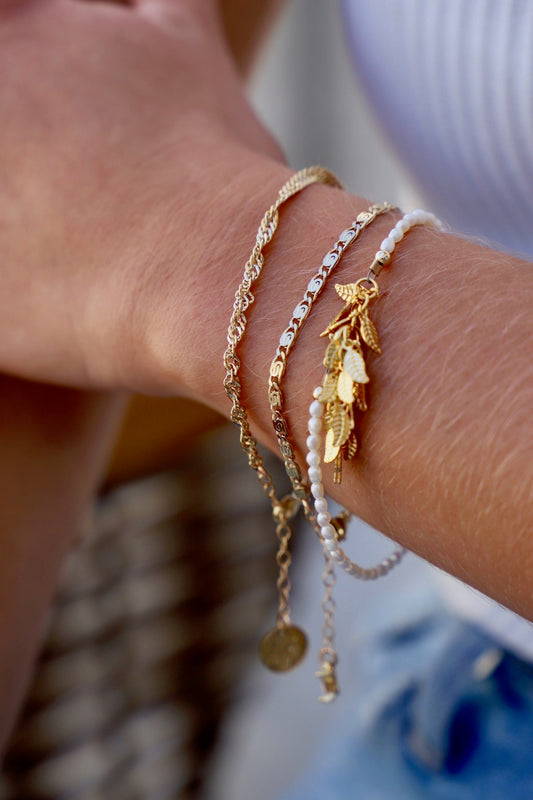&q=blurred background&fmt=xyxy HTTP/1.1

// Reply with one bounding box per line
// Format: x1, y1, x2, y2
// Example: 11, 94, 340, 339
251, 0, 417, 207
